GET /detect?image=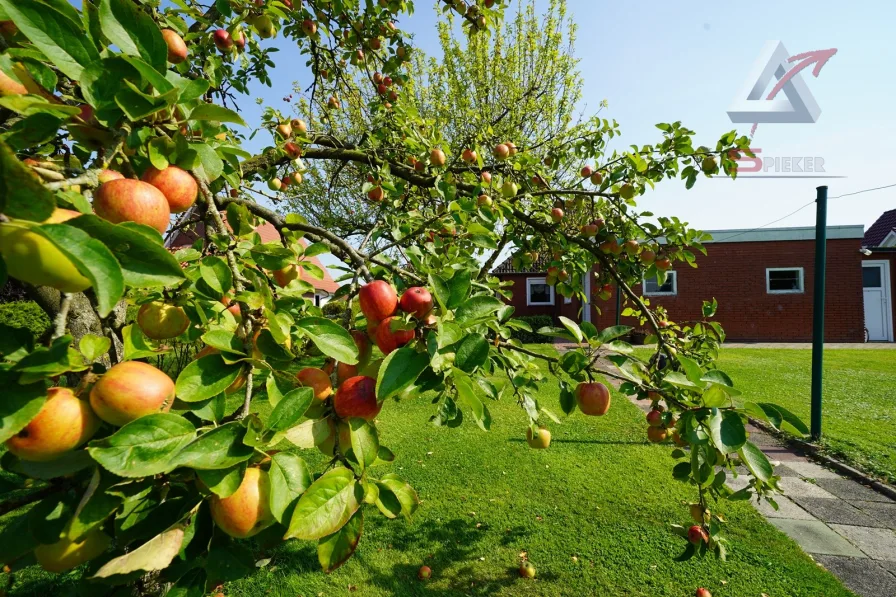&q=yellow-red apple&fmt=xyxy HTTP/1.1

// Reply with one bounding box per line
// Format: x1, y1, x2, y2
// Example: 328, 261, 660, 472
89, 361, 175, 426
141, 166, 198, 213
209, 467, 274, 538
575, 382, 611, 416
137, 302, 189, 340
5, 387, 99, 462
94, 179, 171, 233
334, 376, 380, 421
